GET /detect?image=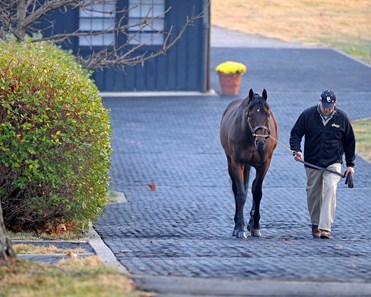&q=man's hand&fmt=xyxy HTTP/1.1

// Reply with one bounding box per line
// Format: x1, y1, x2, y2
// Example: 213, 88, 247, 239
293, 151, 303, 161
345, 167, 354, 188
345, 166, 355, 177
